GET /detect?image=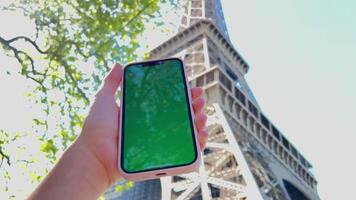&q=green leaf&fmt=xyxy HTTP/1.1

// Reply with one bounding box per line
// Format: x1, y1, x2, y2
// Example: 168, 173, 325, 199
0, 0, 175, 197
